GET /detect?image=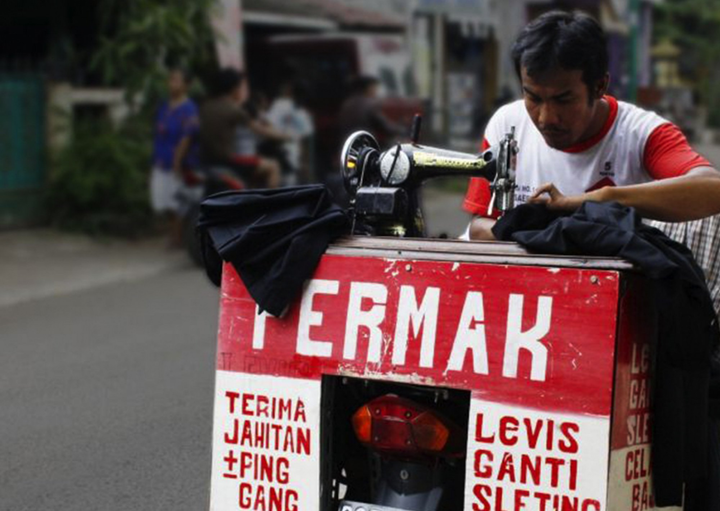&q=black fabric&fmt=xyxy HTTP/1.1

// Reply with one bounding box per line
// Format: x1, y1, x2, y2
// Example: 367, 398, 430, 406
493, 201, 720, 507
197, 185, 349, 317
